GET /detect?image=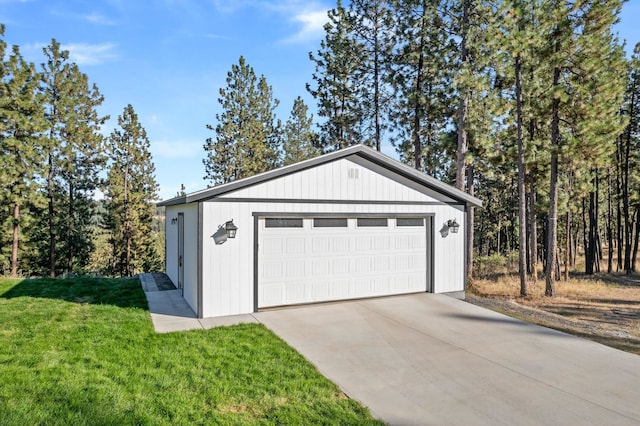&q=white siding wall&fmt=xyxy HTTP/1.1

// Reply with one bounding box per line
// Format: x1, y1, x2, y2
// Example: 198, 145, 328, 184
218, 158, 453, 203
165, 203, 199, 314
201, 201, 465, 318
